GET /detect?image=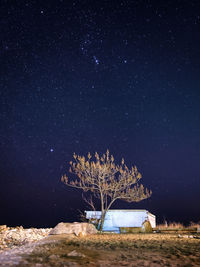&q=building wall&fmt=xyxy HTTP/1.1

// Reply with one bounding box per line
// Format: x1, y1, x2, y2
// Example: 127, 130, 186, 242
147, 212, 156, 228
85, 210, 156, 232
